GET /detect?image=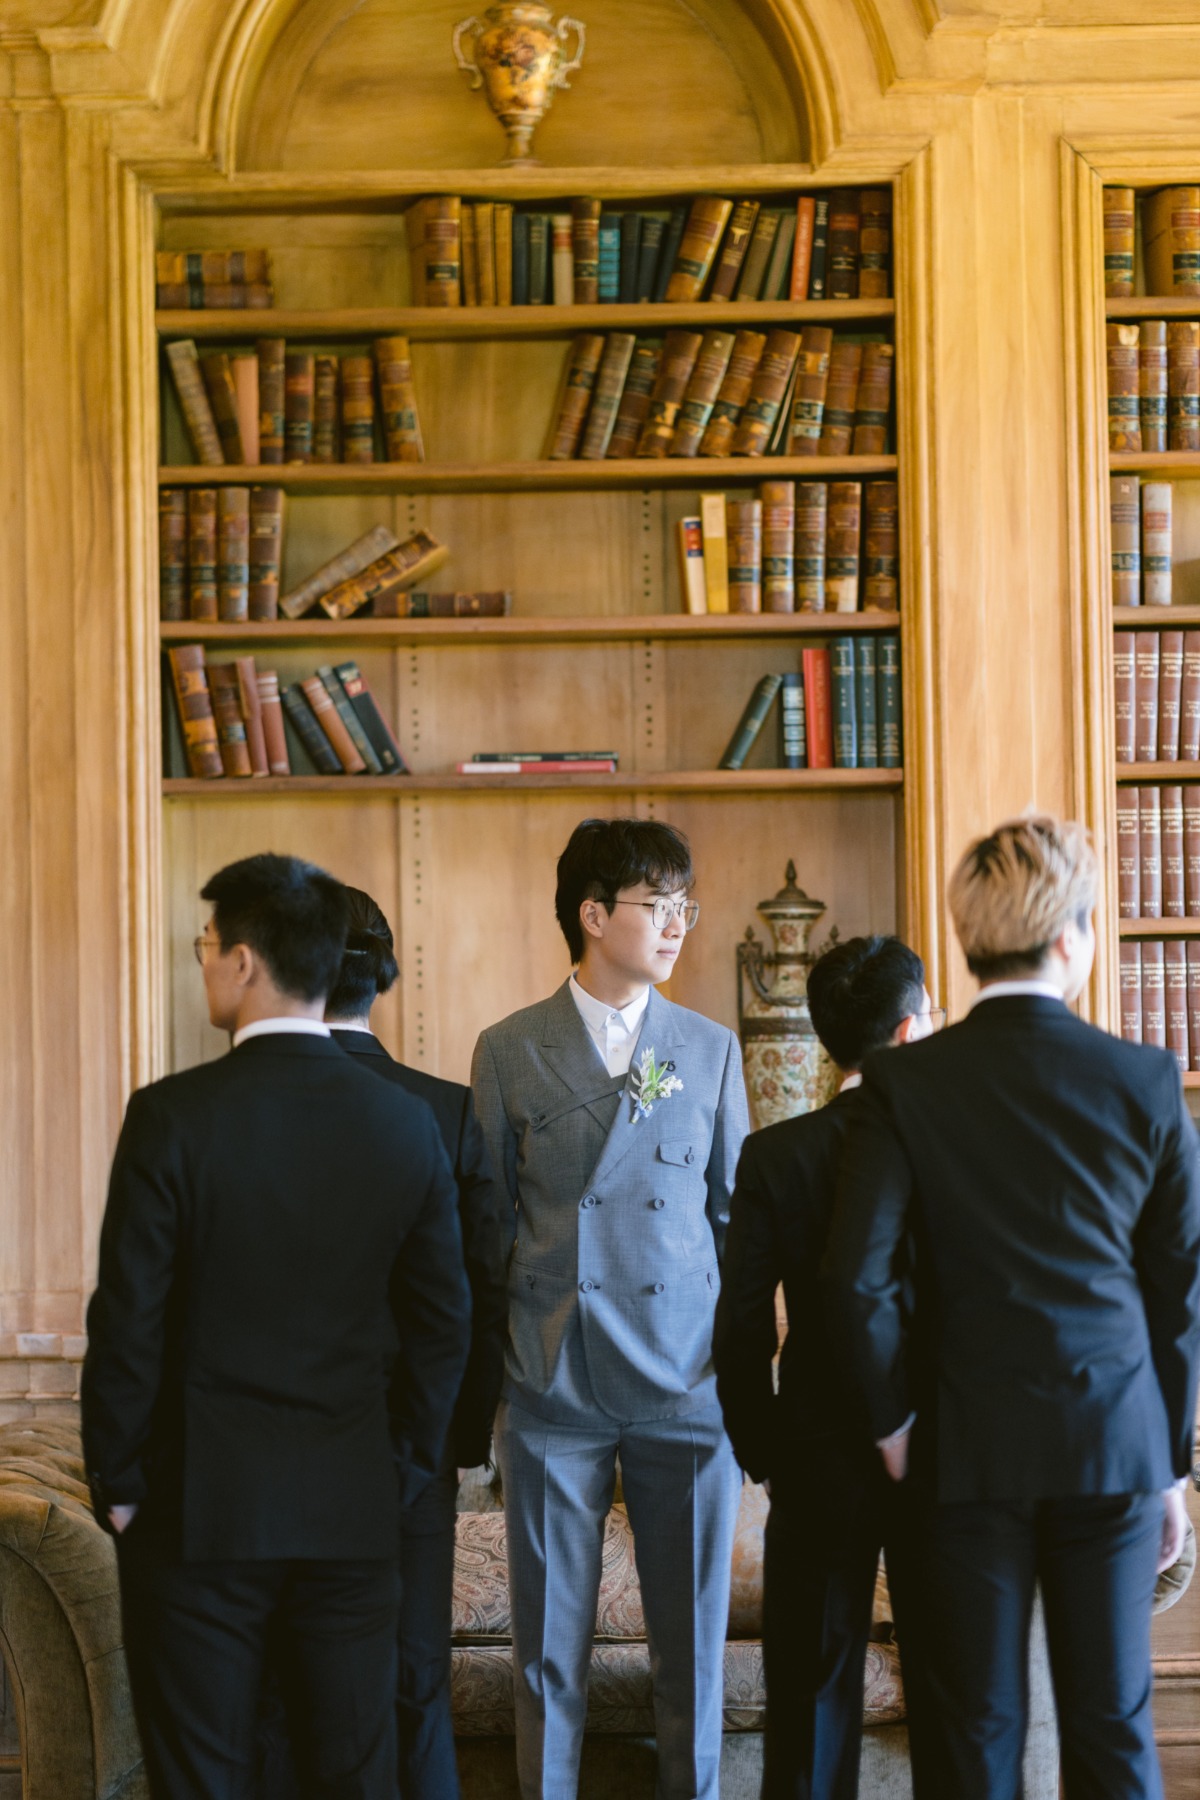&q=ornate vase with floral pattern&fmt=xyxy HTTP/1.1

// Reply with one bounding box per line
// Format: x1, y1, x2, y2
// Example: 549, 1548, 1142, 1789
452, 4, 587, 166
736, 862, 839, 1129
